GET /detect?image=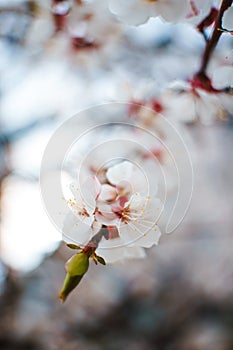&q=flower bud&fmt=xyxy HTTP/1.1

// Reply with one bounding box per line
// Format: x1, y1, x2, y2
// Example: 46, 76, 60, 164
59, 252, 89, 302
65, 252, 89, 276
